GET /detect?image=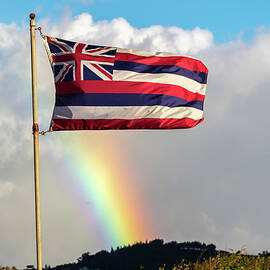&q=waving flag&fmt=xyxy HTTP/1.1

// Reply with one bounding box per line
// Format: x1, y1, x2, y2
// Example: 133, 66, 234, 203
44, 36, 208, 131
